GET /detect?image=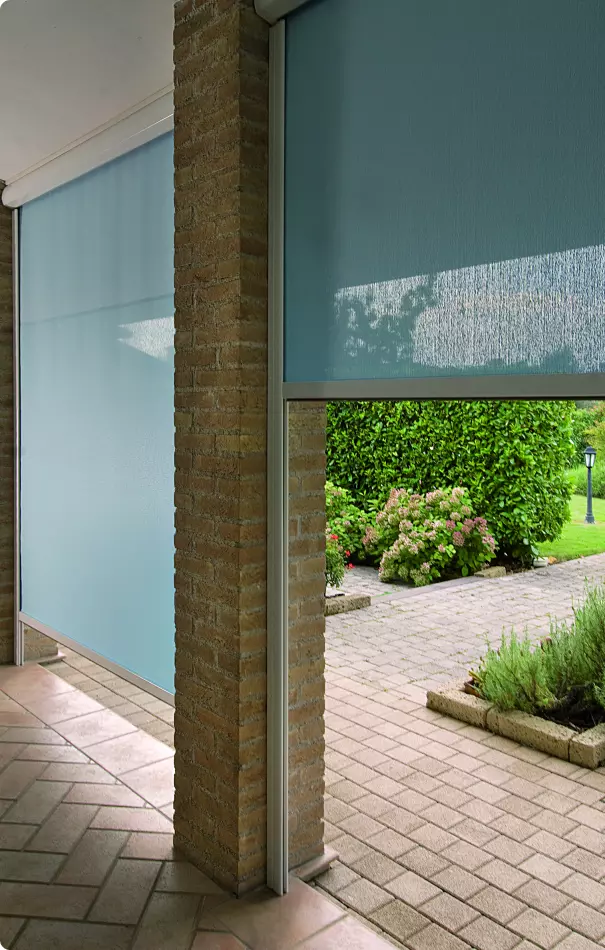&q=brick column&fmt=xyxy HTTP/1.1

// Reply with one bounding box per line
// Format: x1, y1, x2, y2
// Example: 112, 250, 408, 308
173, 0, 270, 895
0, 188, 14, 666
288, 402, 326, 870
173, 3, 327, 893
